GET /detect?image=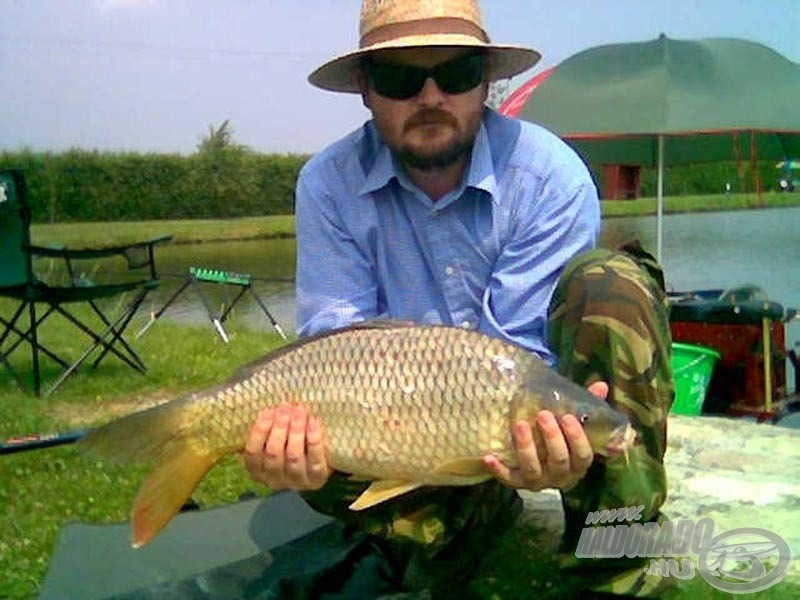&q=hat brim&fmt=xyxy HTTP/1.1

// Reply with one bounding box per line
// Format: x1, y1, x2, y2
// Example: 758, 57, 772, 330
308, 34, 540, 93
